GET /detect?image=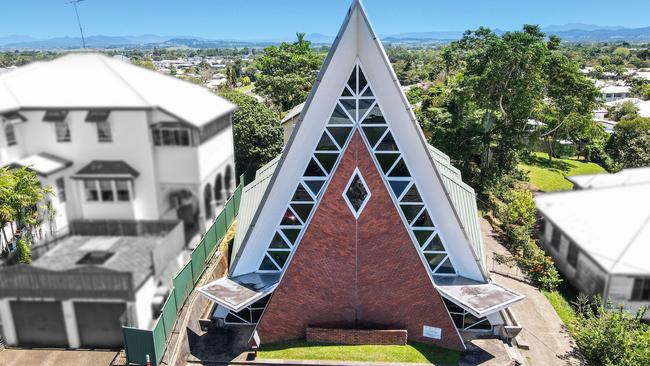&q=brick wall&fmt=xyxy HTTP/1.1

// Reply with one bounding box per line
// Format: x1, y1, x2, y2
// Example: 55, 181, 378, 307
255, 132, 464, 350
306, 327, 407, 345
